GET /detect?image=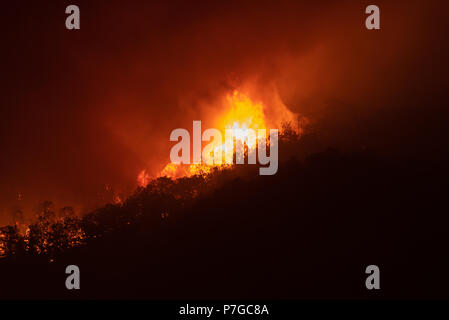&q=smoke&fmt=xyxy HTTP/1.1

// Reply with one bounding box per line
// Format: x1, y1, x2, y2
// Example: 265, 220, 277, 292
1, 0, 447, 224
